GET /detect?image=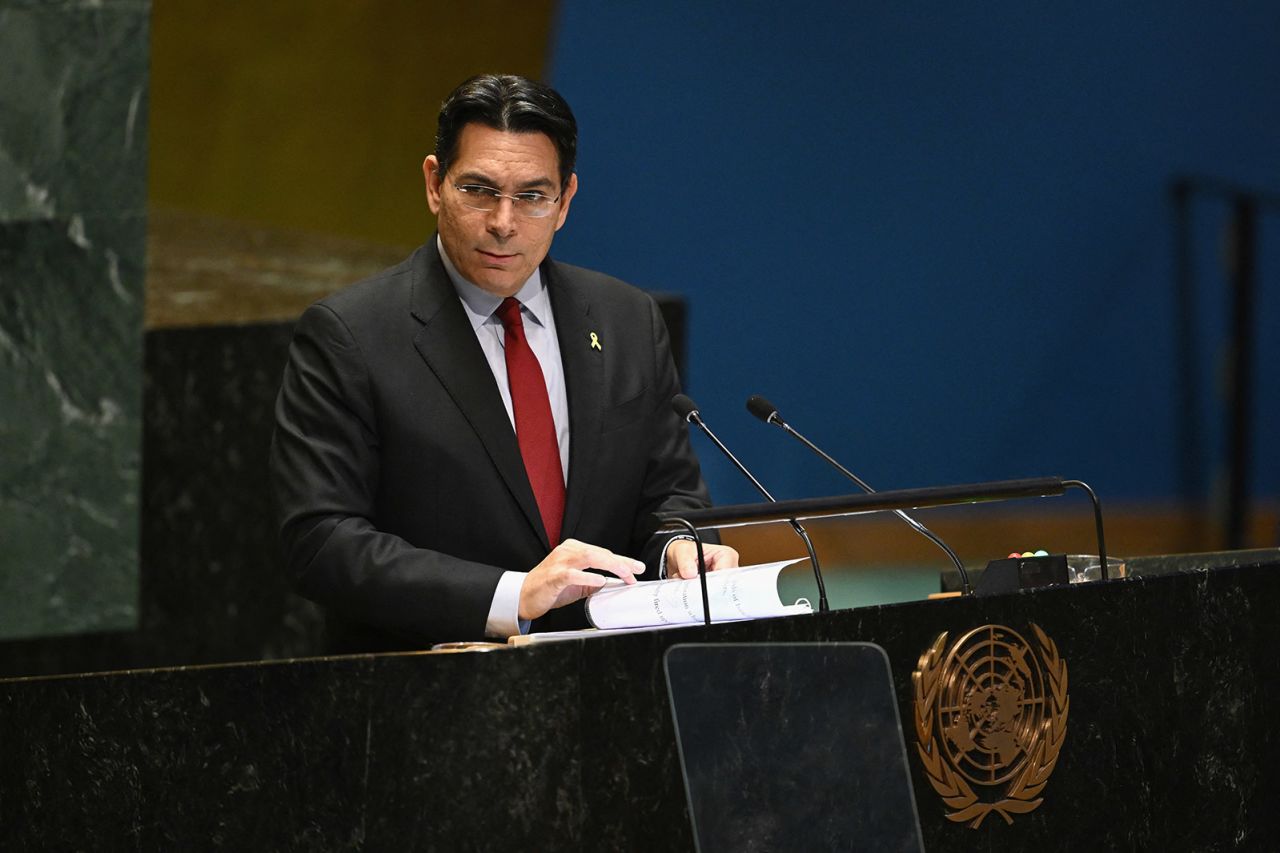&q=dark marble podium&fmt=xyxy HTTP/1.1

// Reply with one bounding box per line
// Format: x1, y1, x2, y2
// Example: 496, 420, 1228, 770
3, 553, 1278, 851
